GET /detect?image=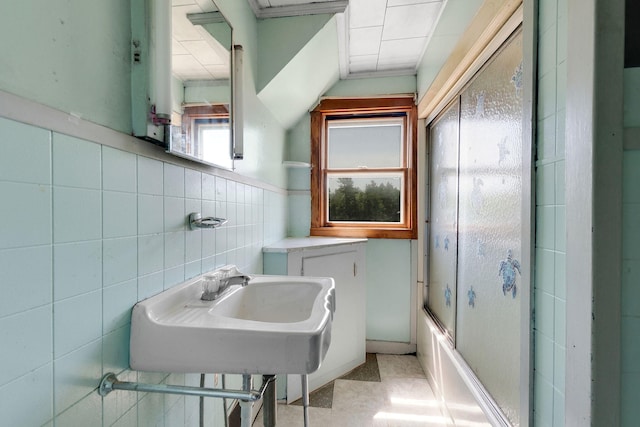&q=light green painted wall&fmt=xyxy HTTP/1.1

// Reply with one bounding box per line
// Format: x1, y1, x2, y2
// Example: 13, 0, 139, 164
366, 239, 412, 342
184, 83, 231, 105
621, 67, 640, 426
286, 116, 312, 237
257, 14, 333, 92
416, 0, 484, 100
0, 0, 132, 133
257, 17, 340, 128
287, 113, 312, 165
